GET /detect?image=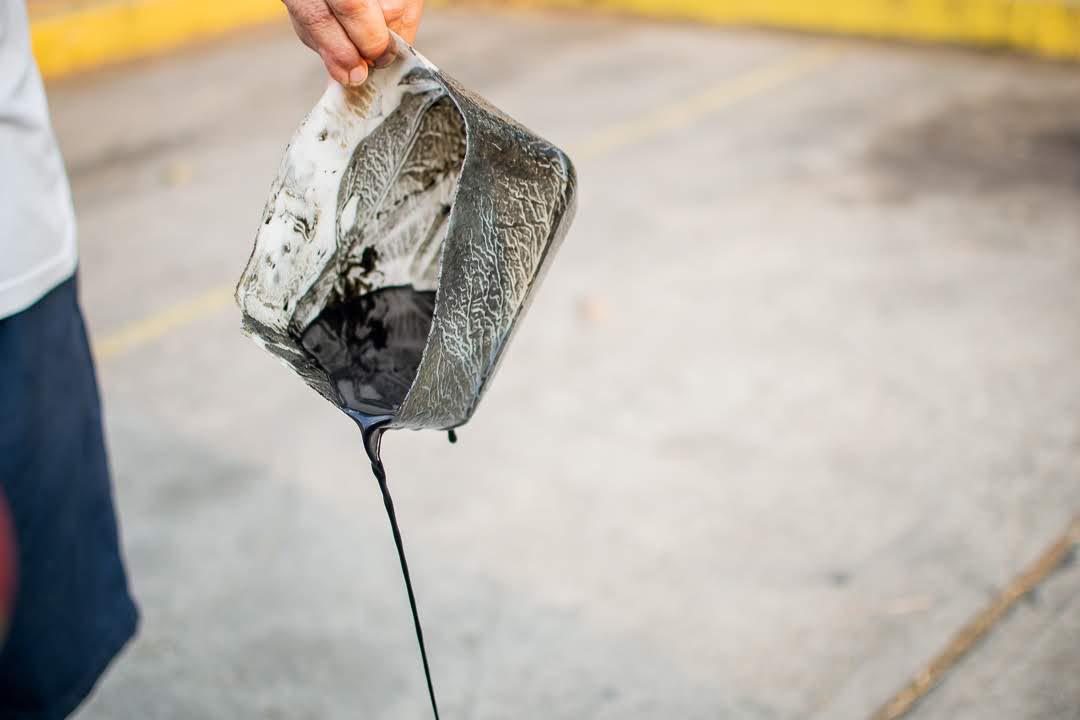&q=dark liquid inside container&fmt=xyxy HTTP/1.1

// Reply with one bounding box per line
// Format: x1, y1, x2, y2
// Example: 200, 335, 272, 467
300, 285, 437, 419
299, 284, 443, 720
